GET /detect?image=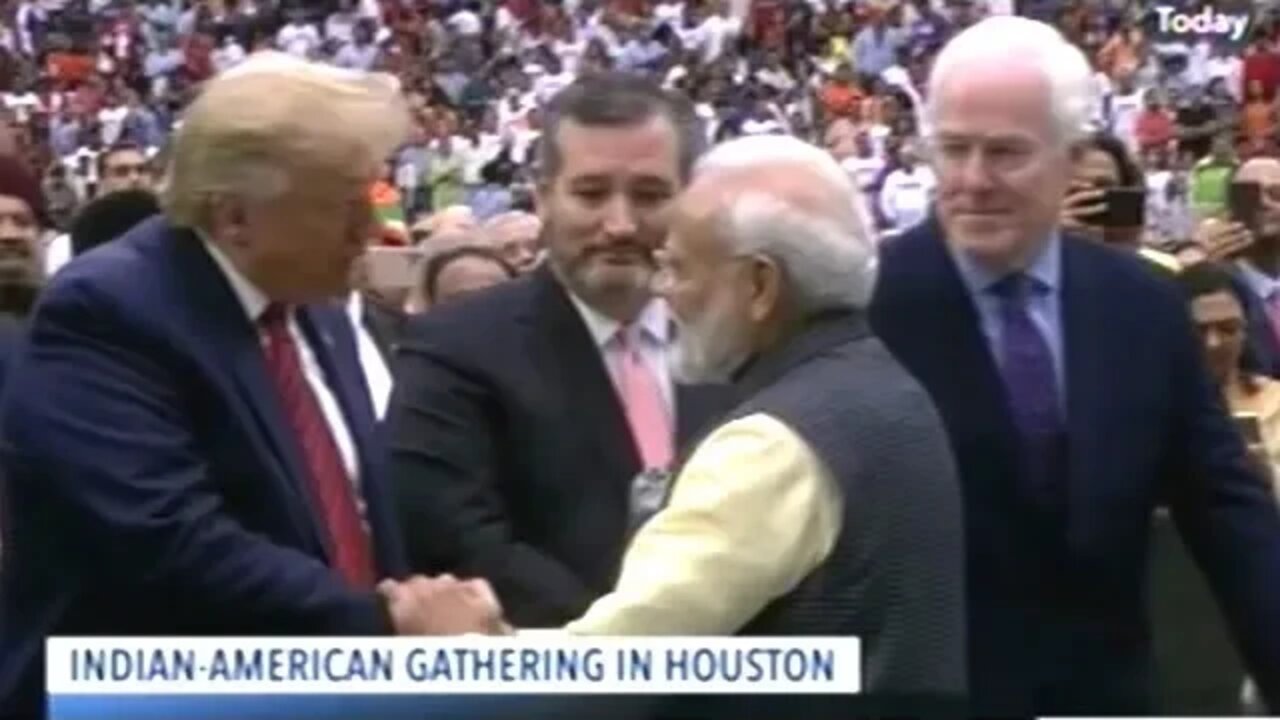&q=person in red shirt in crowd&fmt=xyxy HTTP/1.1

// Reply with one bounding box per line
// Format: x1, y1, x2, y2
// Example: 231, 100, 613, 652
182, 21, 217, 83
1243, 34, 1280, 102
750, 0, 787, 51
1133, 89, 1176, 155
